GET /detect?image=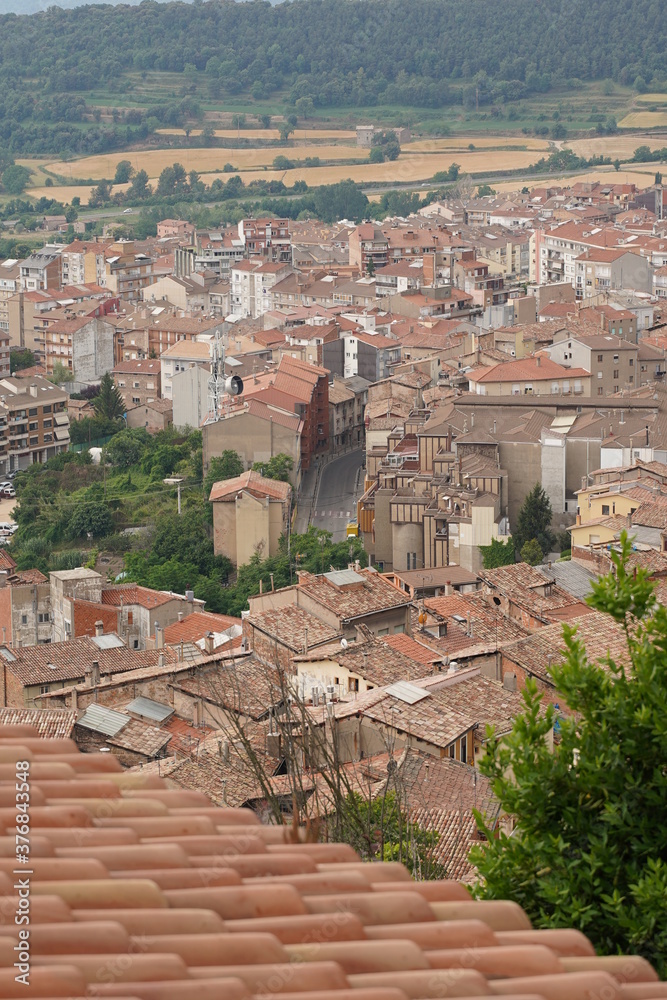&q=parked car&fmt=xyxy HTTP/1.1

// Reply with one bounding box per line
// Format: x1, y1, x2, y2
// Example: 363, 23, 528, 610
0, 487, 15, 498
